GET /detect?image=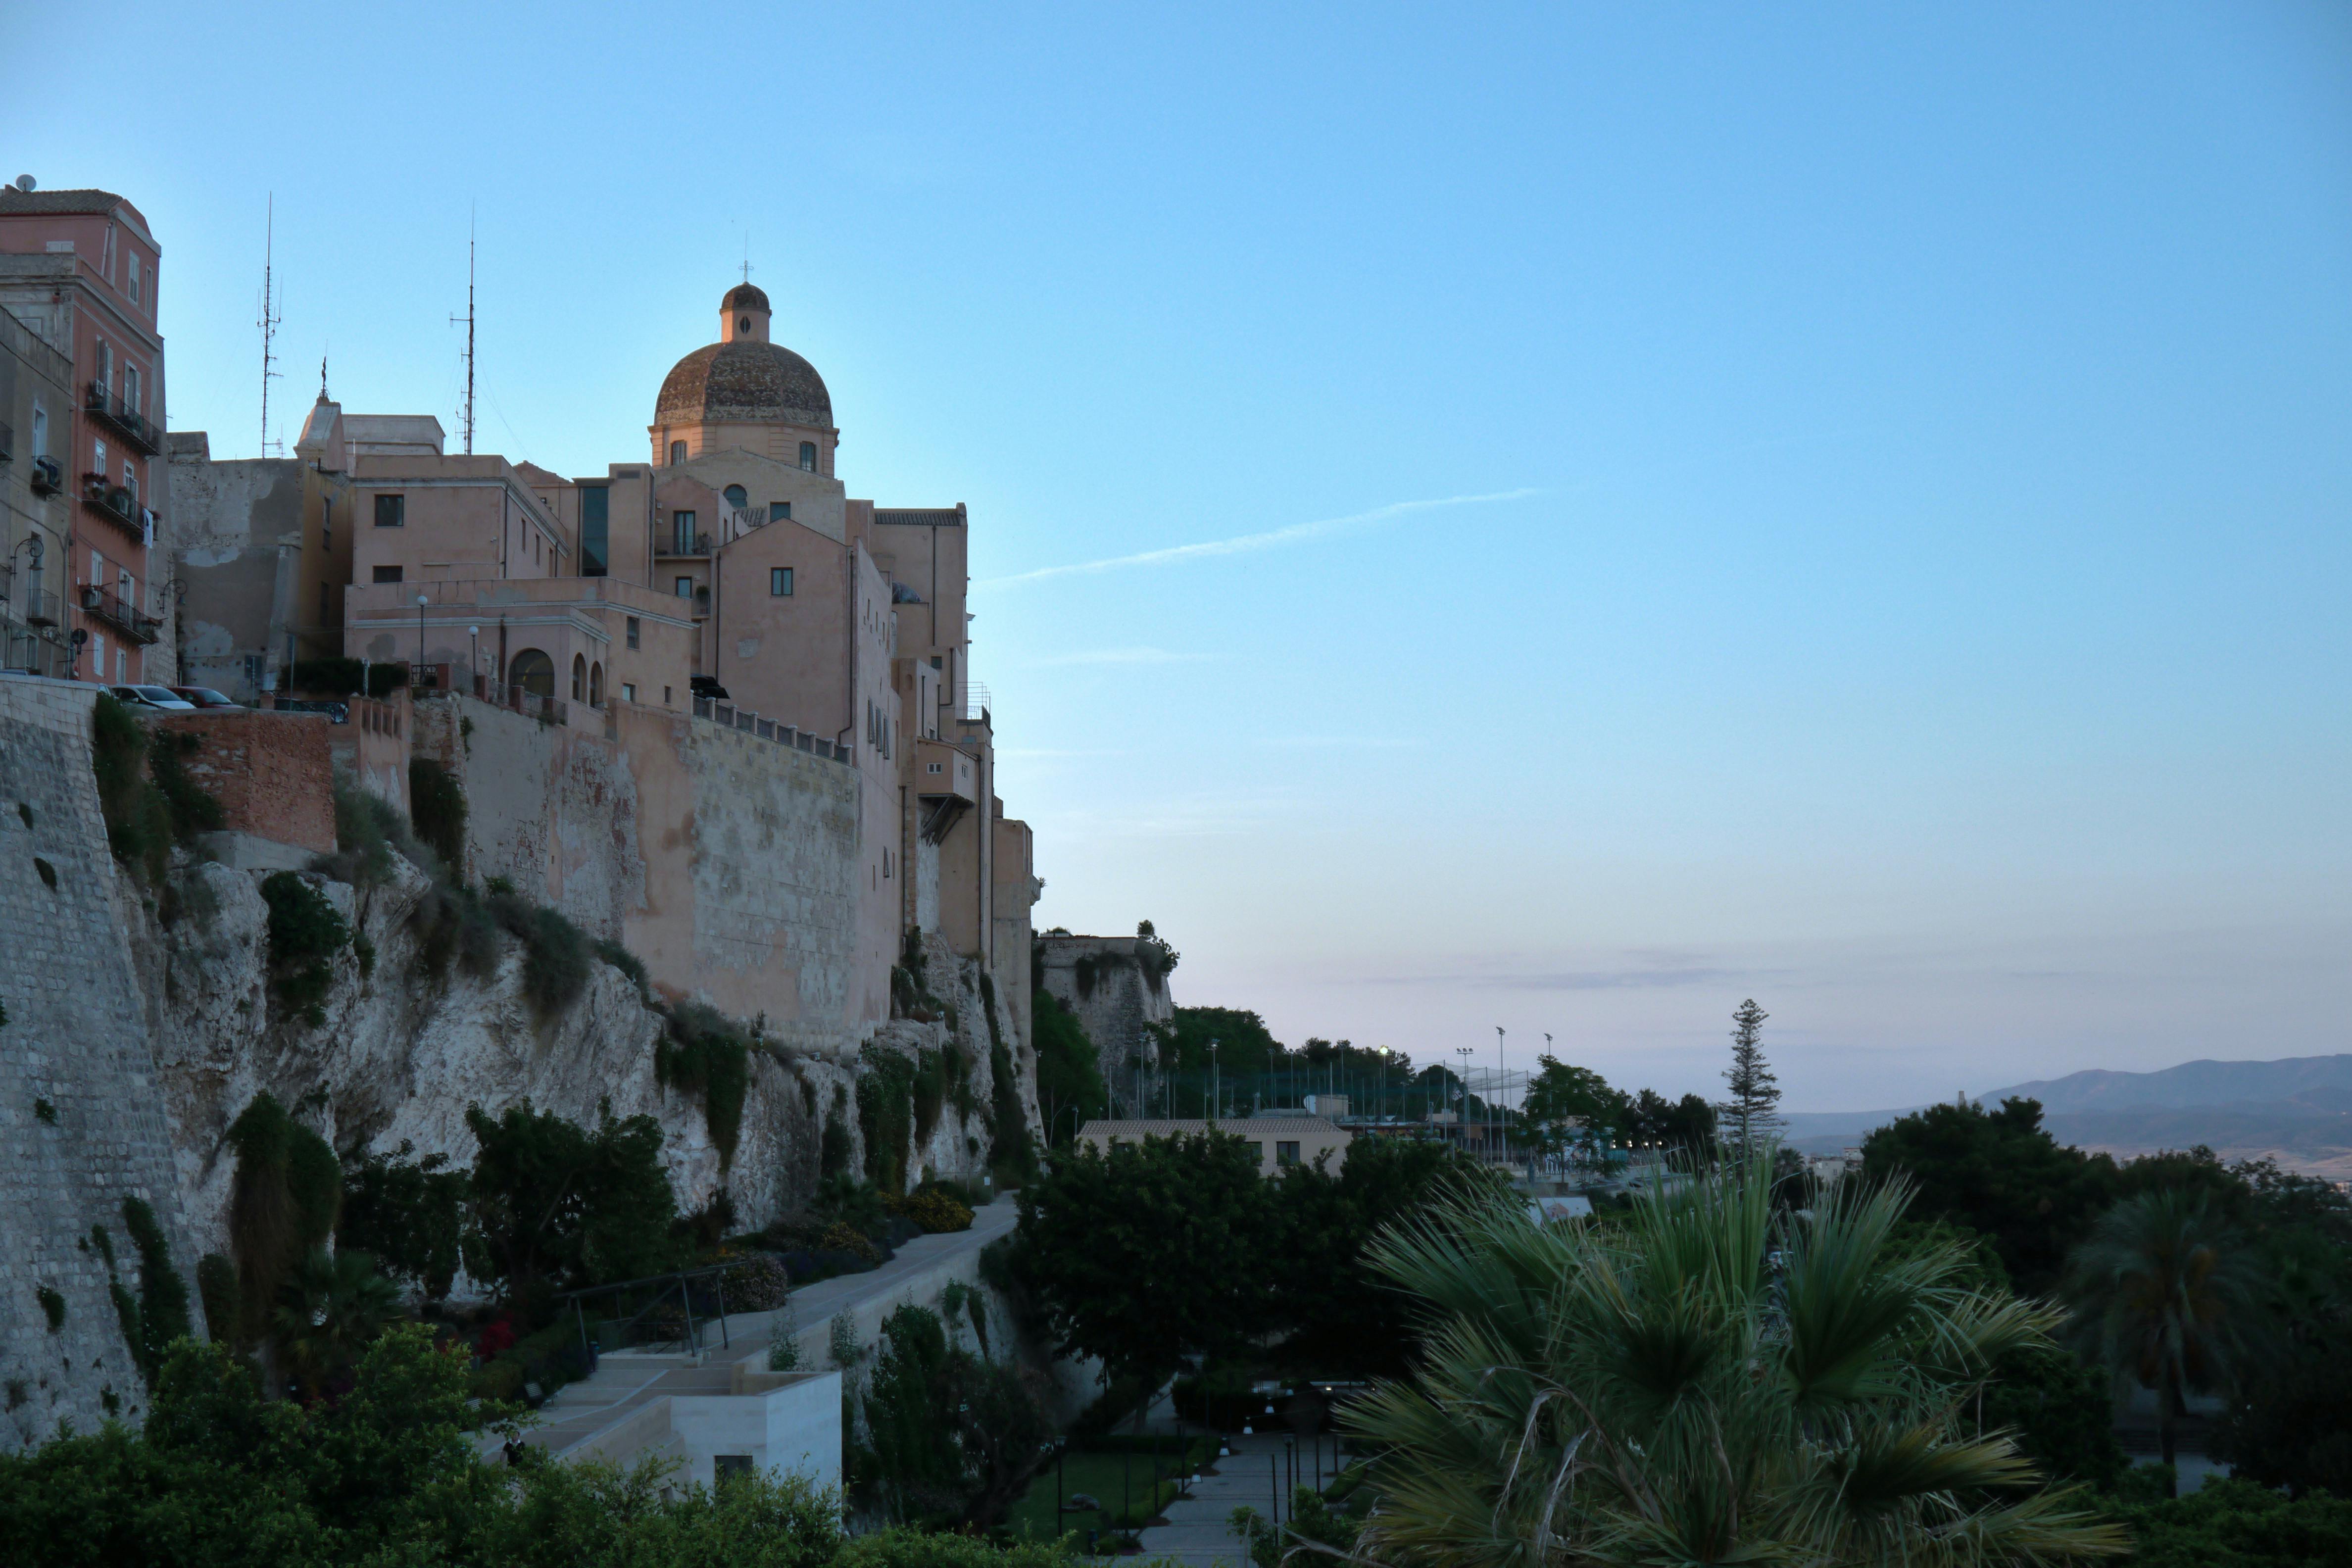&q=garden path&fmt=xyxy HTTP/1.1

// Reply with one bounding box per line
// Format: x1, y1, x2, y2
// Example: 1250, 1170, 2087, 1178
1124, 1429, 1303, 1568
493, 1196, 1023, 1463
